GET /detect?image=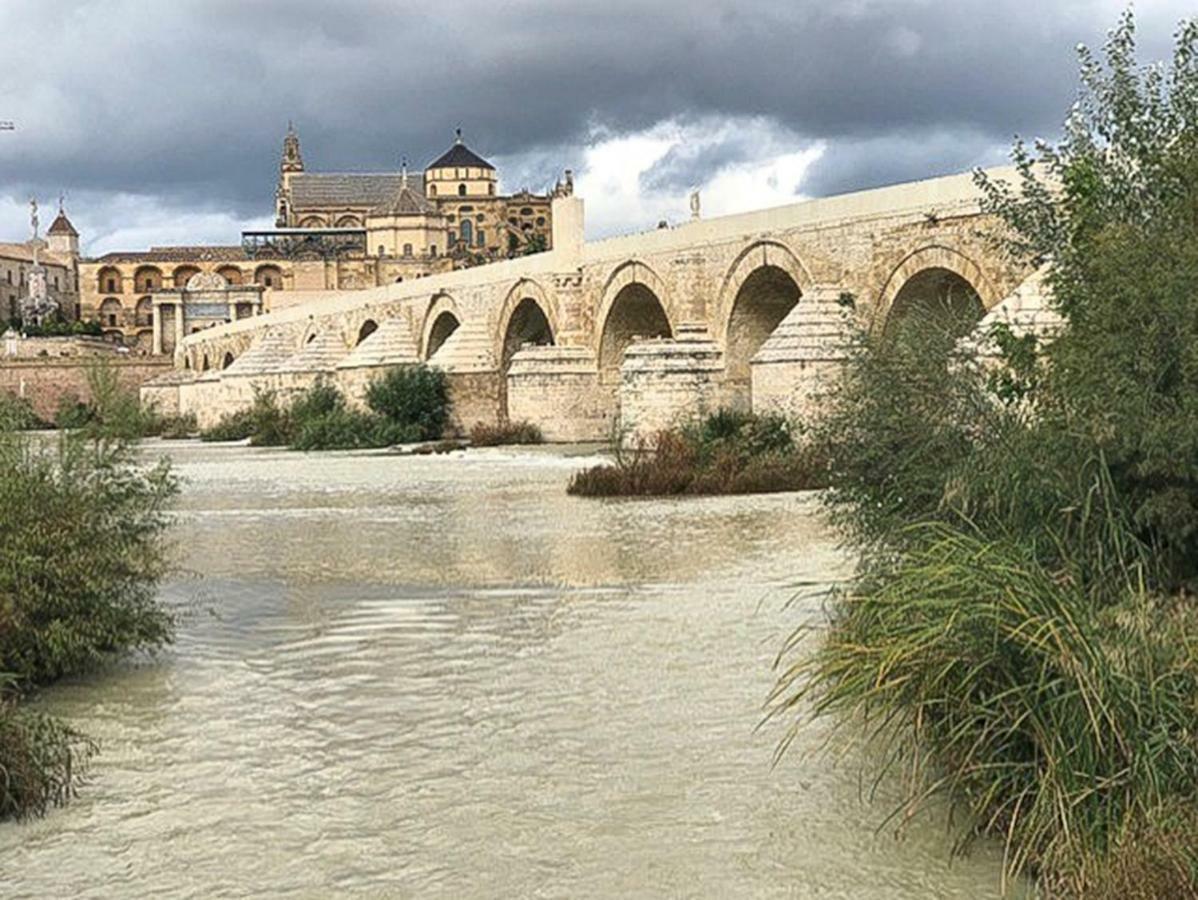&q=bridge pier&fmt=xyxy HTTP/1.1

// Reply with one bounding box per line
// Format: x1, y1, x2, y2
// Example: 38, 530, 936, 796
617, 325, 726, 446
750, 286, 855, 421
507, 346, 609, 442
